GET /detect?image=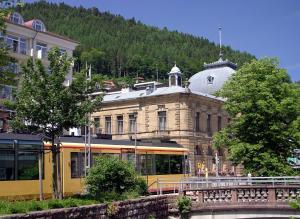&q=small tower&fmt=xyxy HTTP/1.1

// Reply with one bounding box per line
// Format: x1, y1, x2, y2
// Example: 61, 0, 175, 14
168, 63, 183, 87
